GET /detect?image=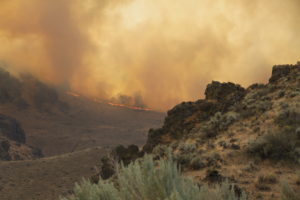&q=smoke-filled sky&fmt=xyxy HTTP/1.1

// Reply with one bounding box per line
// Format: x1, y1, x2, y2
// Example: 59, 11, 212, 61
0, 0, 299, 110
